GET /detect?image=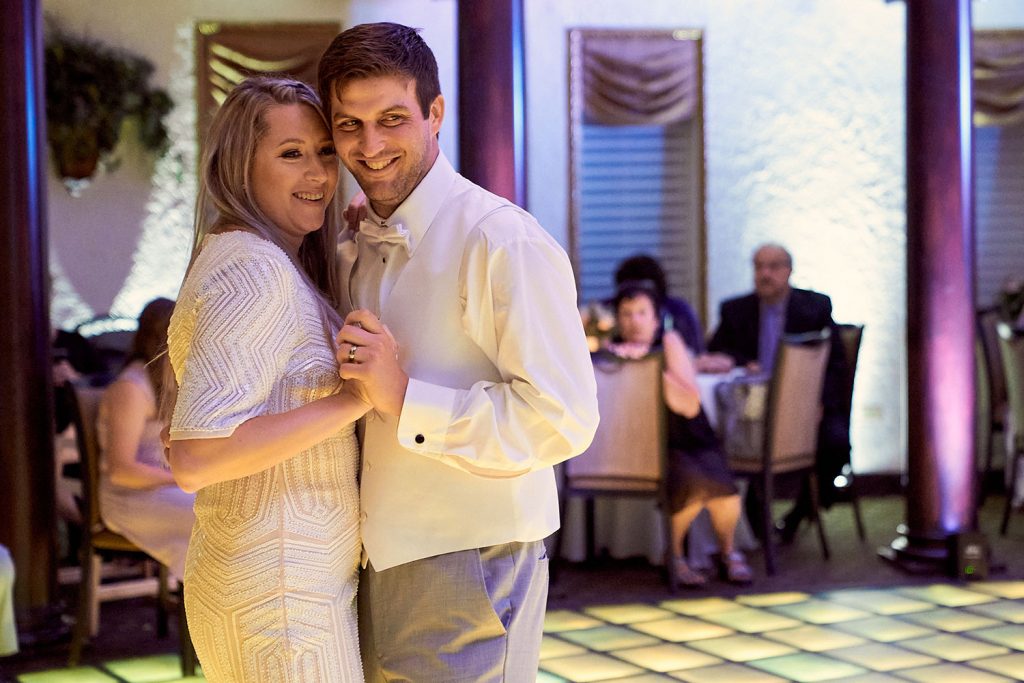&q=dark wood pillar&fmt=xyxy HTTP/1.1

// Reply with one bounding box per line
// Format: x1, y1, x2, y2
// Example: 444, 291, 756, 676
457, 0, 527, 207
0, 0, 58, 609
885, 0, 978, 571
